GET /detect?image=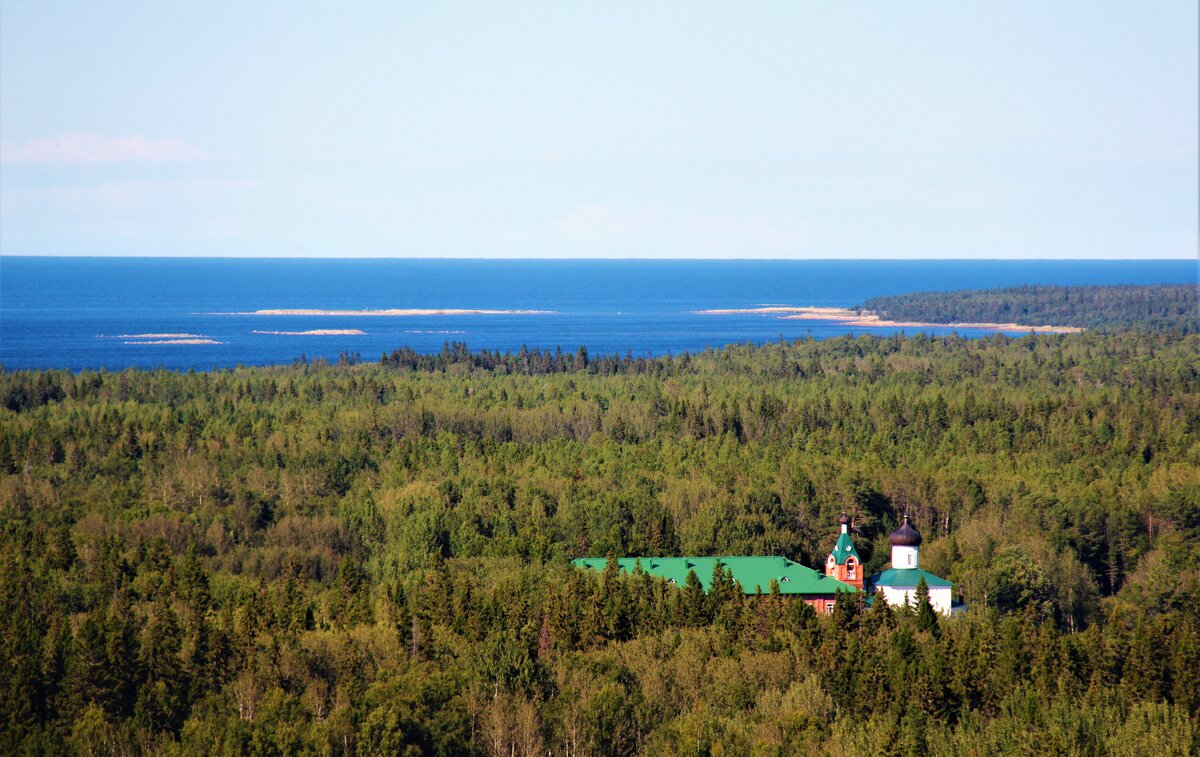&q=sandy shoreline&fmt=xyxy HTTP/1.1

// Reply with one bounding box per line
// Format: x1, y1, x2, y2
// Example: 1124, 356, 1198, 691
696, 306, 1083, 334
252, 329, 366, 336
213, 308, 555, 317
